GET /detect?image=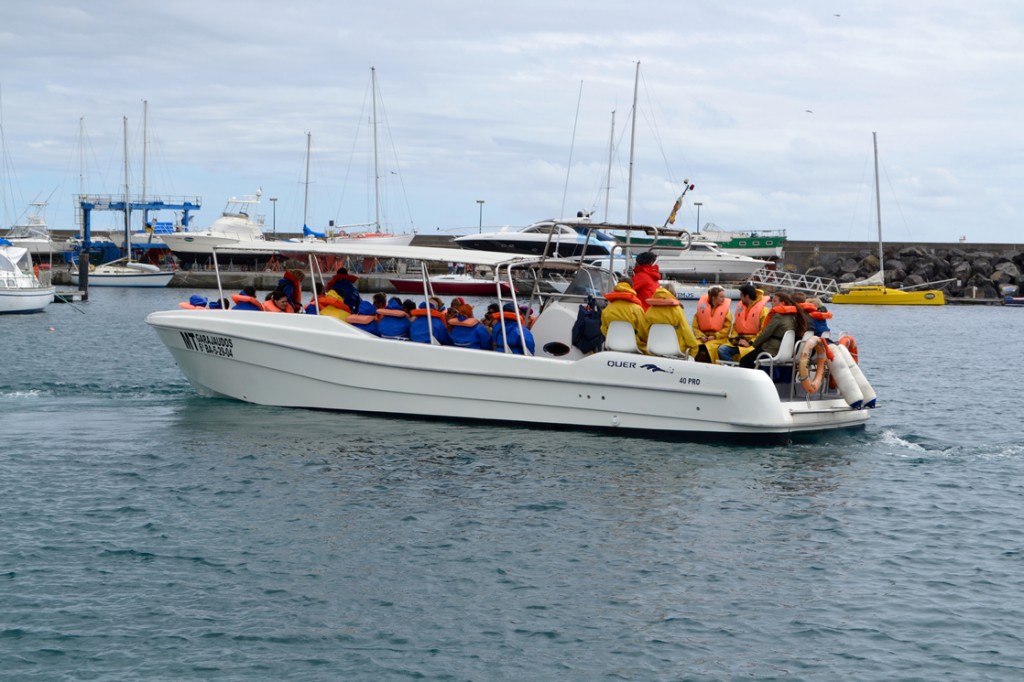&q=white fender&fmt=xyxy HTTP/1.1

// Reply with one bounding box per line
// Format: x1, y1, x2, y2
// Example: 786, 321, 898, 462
828, 346, 864, 409
834, 343, 876, 408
